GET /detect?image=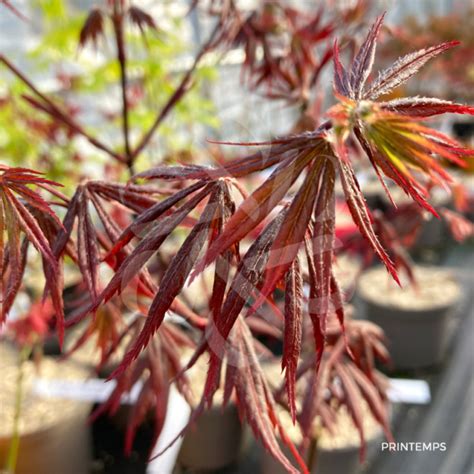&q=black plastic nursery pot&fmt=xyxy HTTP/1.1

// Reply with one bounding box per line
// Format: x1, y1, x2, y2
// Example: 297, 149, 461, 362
357, 266, 462, 370
172, 346, 245, 472
176, 403, 244, 471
